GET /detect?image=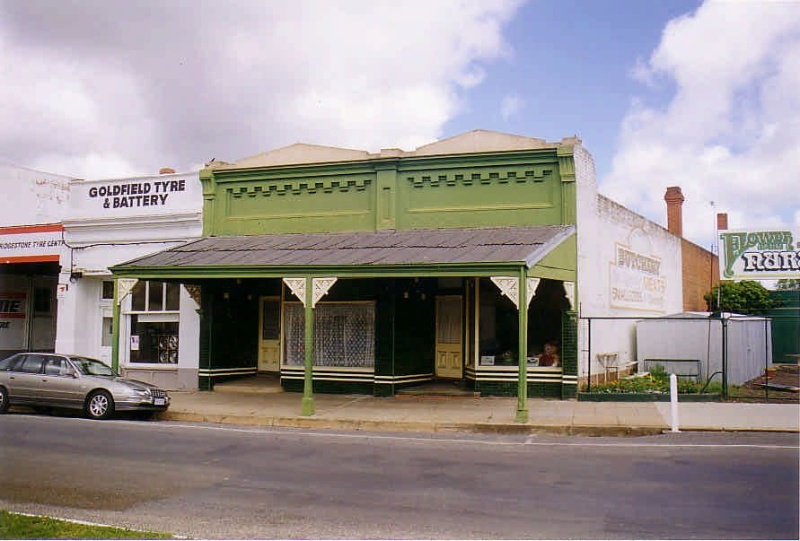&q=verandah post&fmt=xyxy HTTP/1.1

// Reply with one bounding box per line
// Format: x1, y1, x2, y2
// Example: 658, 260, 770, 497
302, 276, 315, 416
516, 267, 528, 423
111, 279, 120, 373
